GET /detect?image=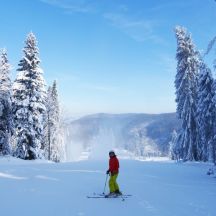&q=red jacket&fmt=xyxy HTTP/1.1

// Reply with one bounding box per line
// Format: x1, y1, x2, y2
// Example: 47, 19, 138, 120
109, 156, 119, 174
